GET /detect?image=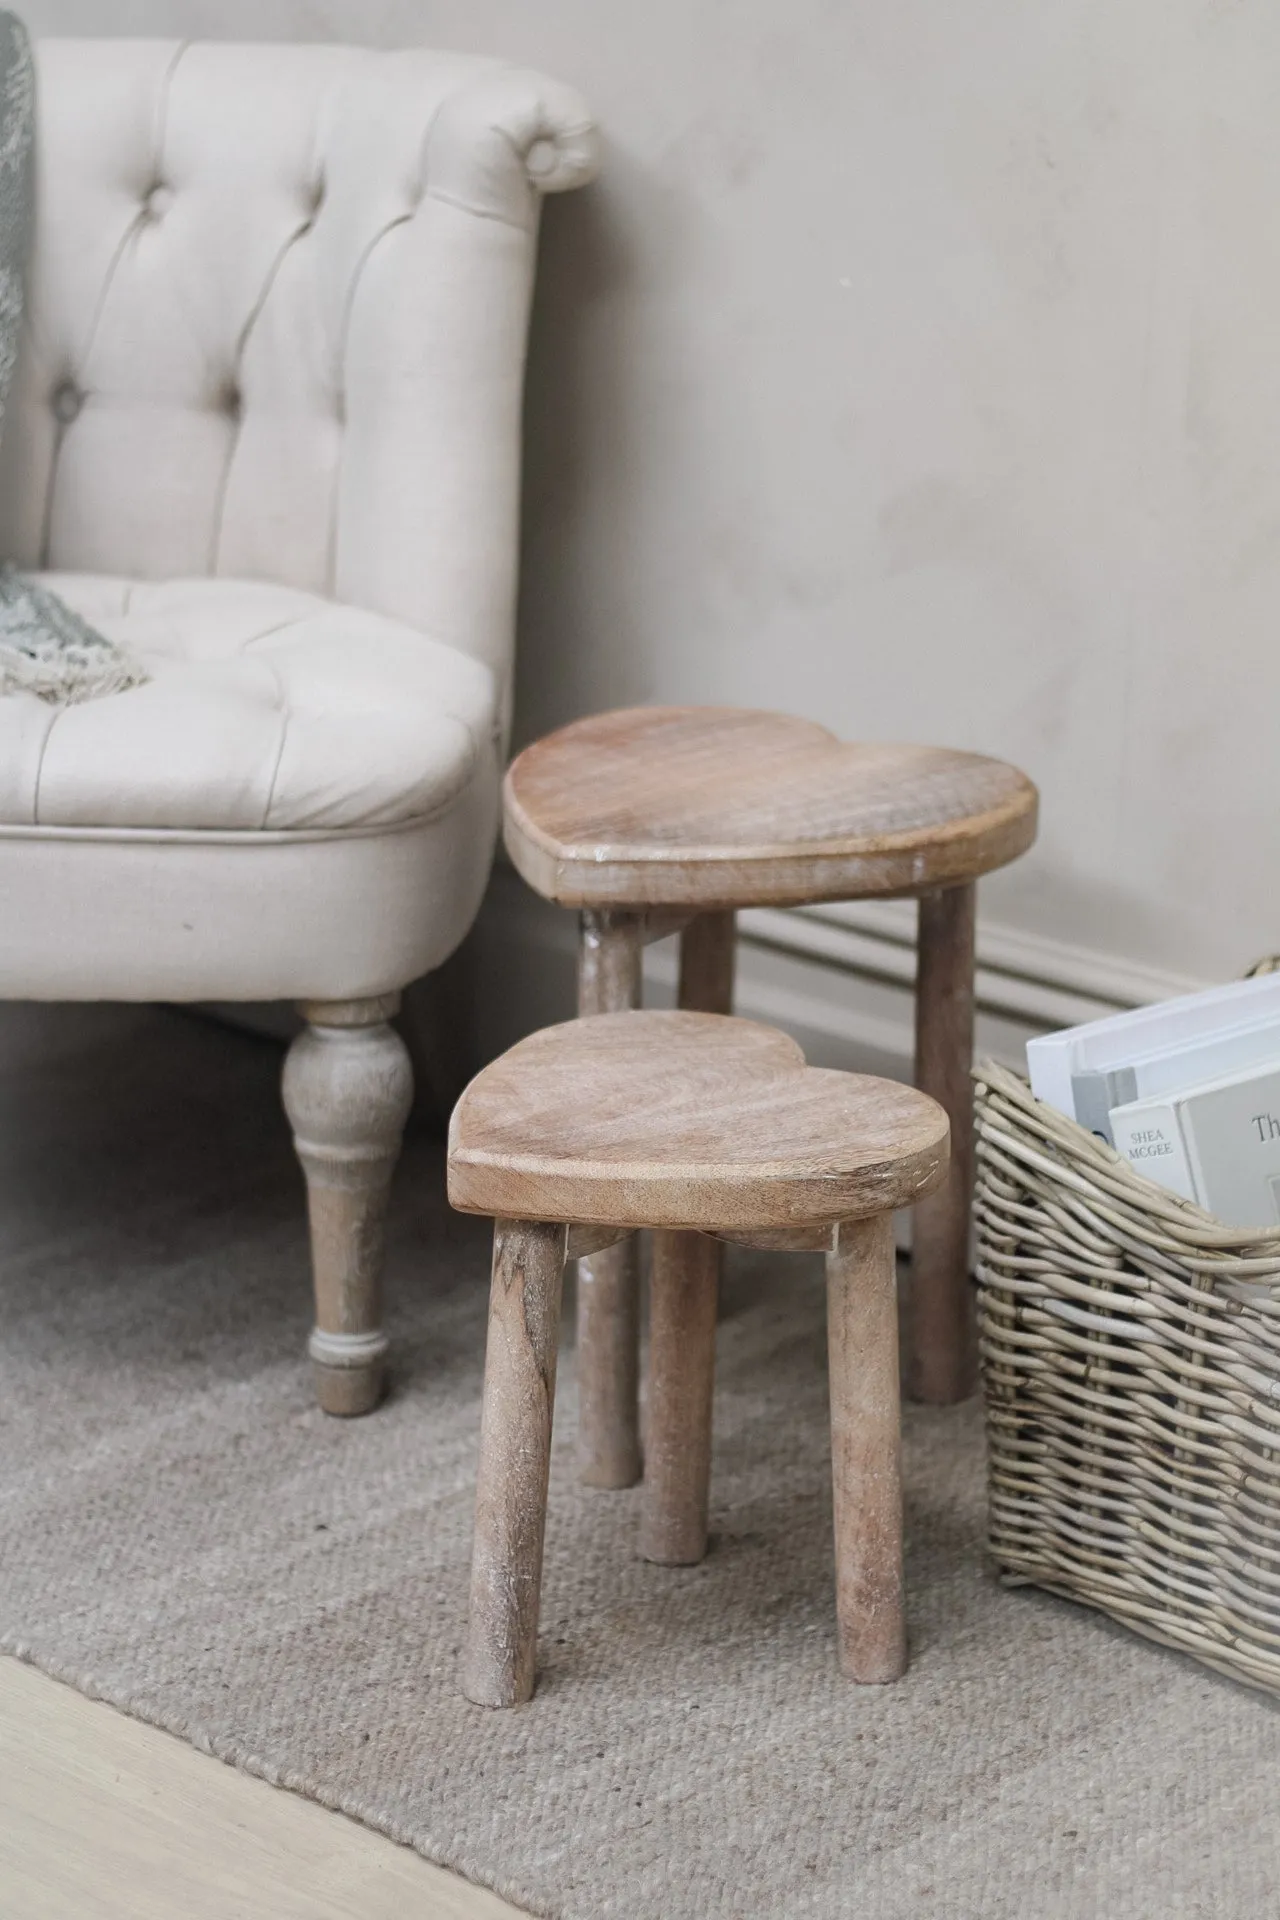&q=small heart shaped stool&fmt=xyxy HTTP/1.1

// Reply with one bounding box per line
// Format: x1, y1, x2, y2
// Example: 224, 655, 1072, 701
503, 707, 1037, 1493
448, 1009, 949, 1707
